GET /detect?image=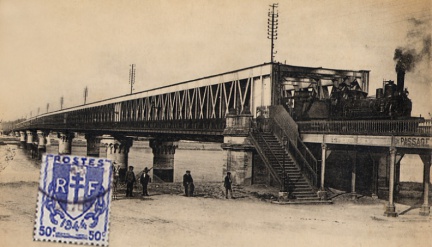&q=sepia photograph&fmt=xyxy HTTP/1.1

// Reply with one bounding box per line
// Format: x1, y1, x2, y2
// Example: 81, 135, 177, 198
0, 0, 431, 246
